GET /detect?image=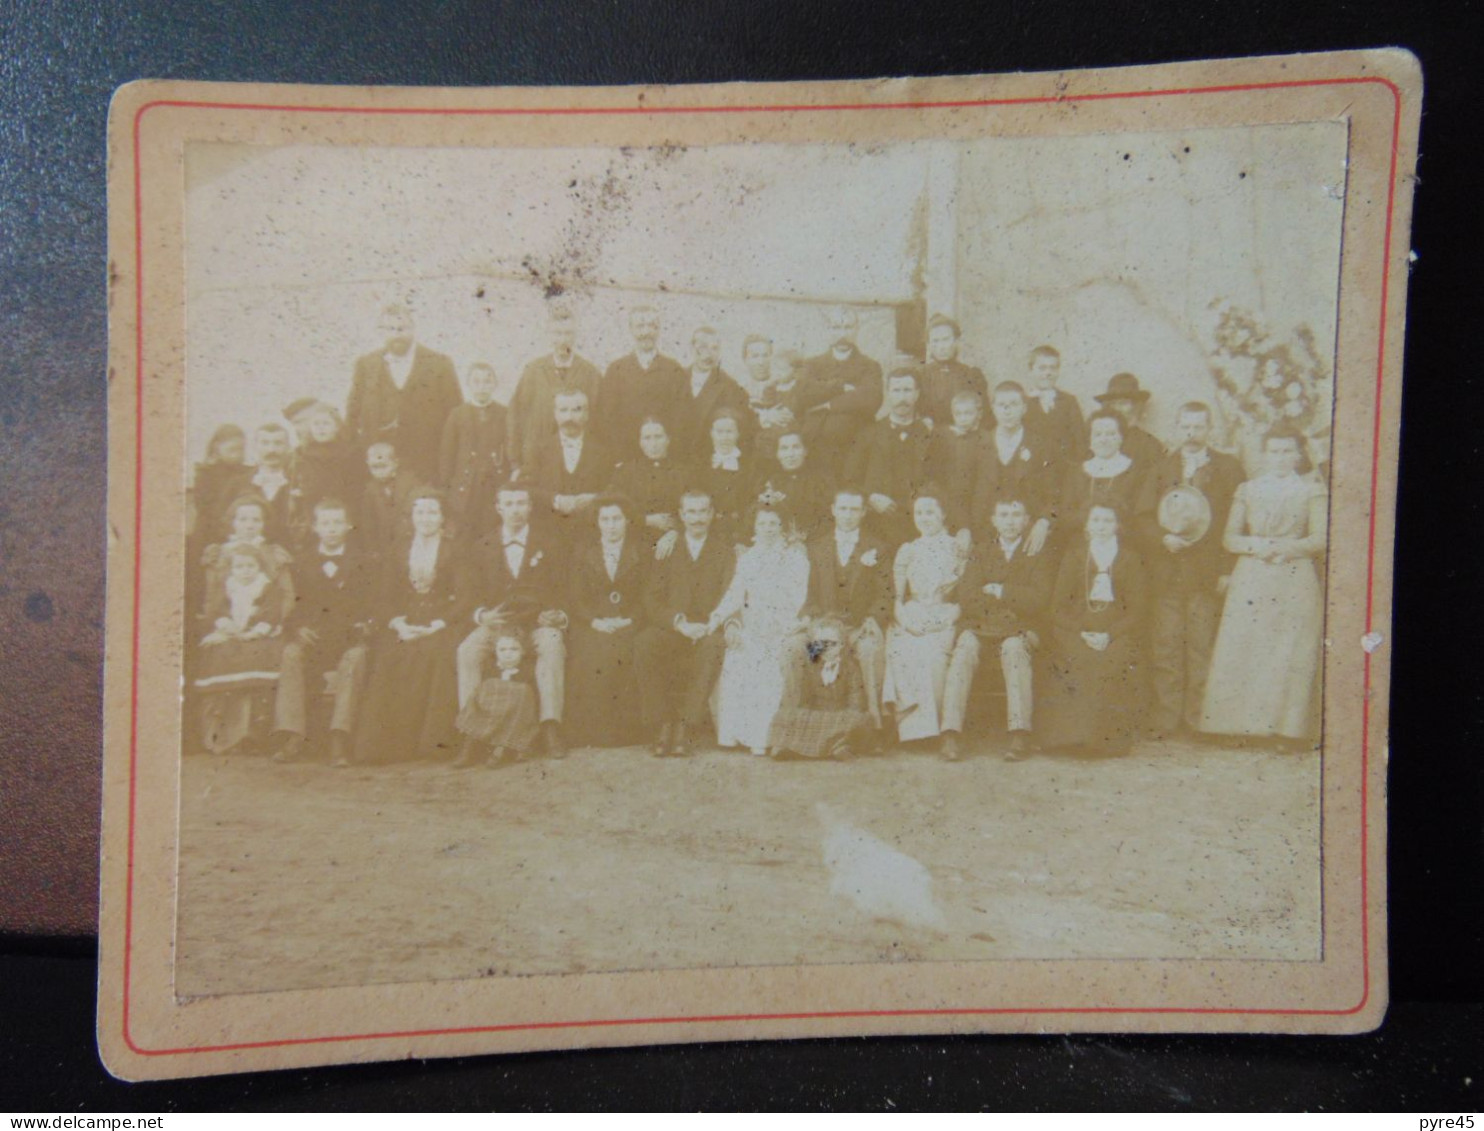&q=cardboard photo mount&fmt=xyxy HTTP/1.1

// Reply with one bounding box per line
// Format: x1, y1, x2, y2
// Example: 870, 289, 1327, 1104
101, 49, 1420, 1080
